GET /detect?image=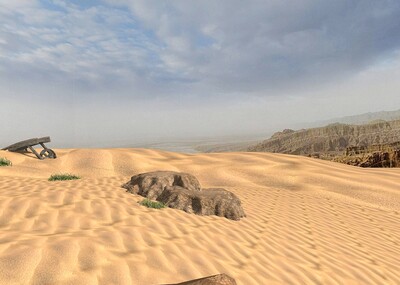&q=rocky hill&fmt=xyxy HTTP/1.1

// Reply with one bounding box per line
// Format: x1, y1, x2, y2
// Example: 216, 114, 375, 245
281, 109, 400, 131
247, 119, 400, 156
319, 109, 400, 126
195, 109, 400, 153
